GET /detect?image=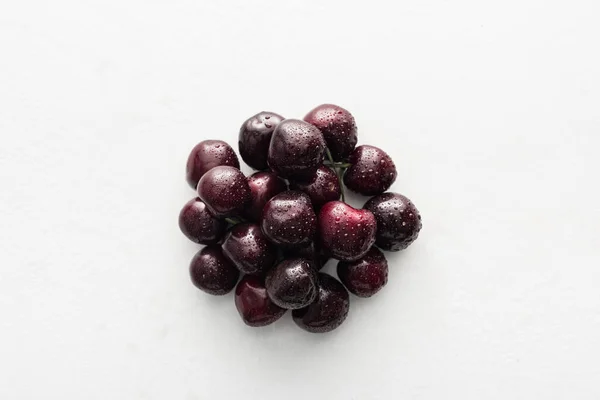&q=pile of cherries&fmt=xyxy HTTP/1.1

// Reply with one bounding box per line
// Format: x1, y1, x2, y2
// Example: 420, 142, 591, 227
179, 104, 422, 333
